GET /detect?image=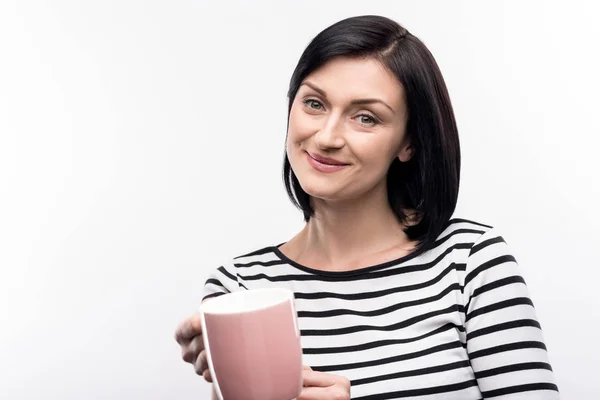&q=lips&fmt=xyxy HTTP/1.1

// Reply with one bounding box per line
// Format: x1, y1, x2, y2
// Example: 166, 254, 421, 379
307, 152, 348, 166
305, 151, 349, 173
